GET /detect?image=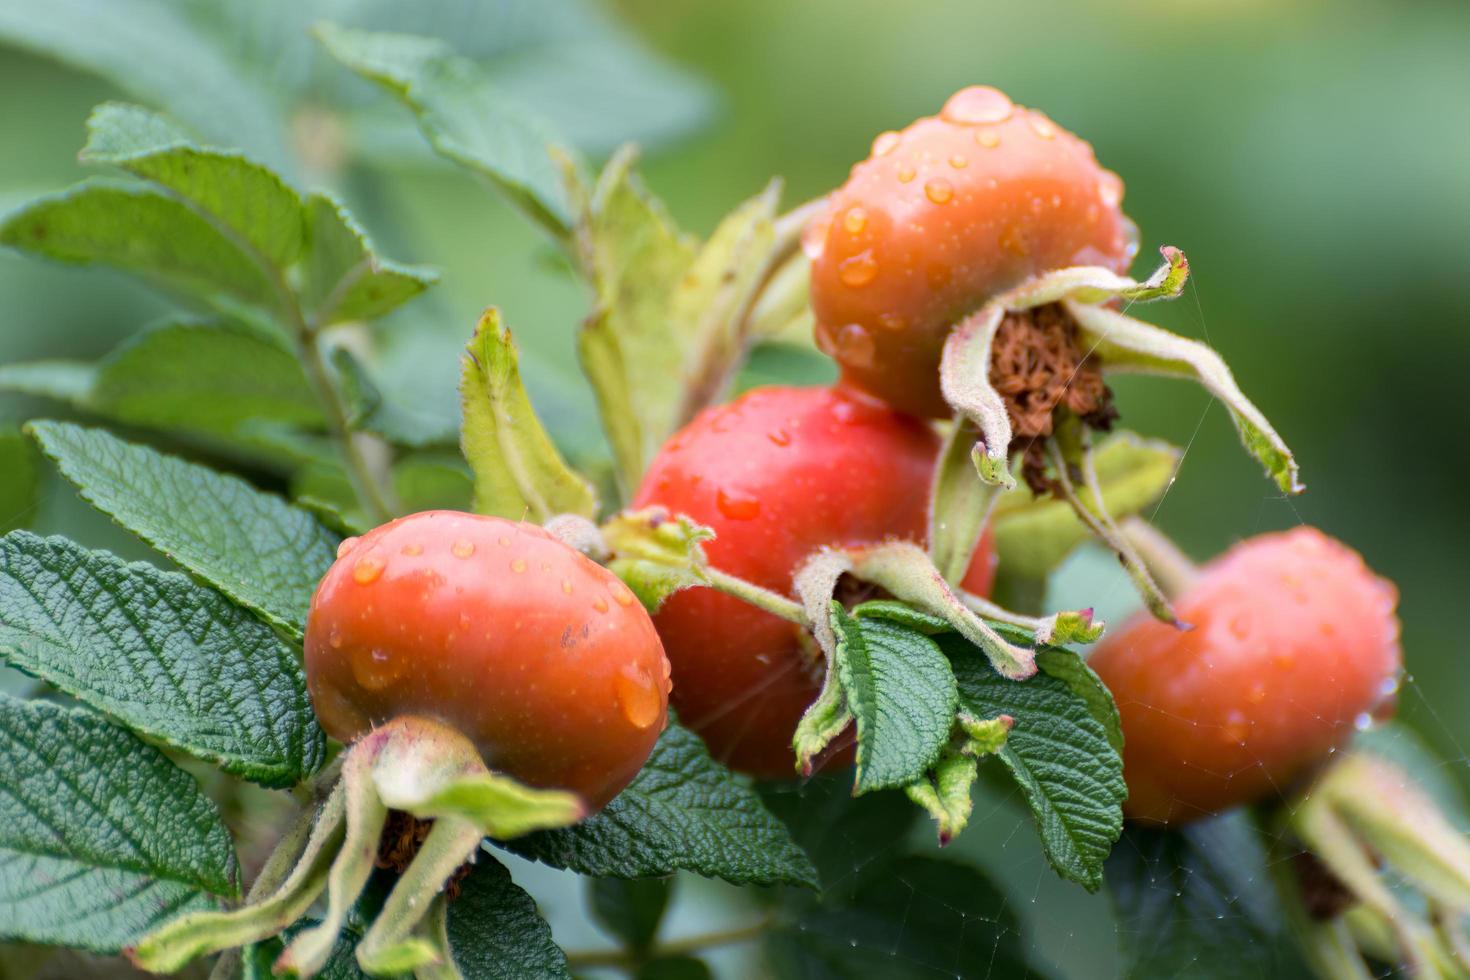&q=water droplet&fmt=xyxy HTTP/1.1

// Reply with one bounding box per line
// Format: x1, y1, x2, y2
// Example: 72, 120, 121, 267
949, 154, 969, 169
716, 487, 762, 521
400, 543, 423, 557
328, 629, 343, 650
562, 579, 574, 595
878, 313, 906, 332
843, 207, 868, 234
1029, 115, 1057, 140
1098, 171, 1124, 208
336, 536, 360, 559
511, 558, 527, 573
998, 223, 1029, 258
1354, 712, 1373, 732
871, 130, 900, 157
924, 179, 954, 205
1378, 675, 1401, 698
975, 129, 1001, 149
352, 557, 384, 585
835, 323, 876, 368
767, 429, 792, 446
615, 664, 662, 729
351, 647, 402, 691
593, 596, 609, 613
613, 586, 635, 607
451, 539, 475, 559
839, 251, 878, 287
940, 86, 1015, 125
830, 399, 859, 424
896, 163, 917, 184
